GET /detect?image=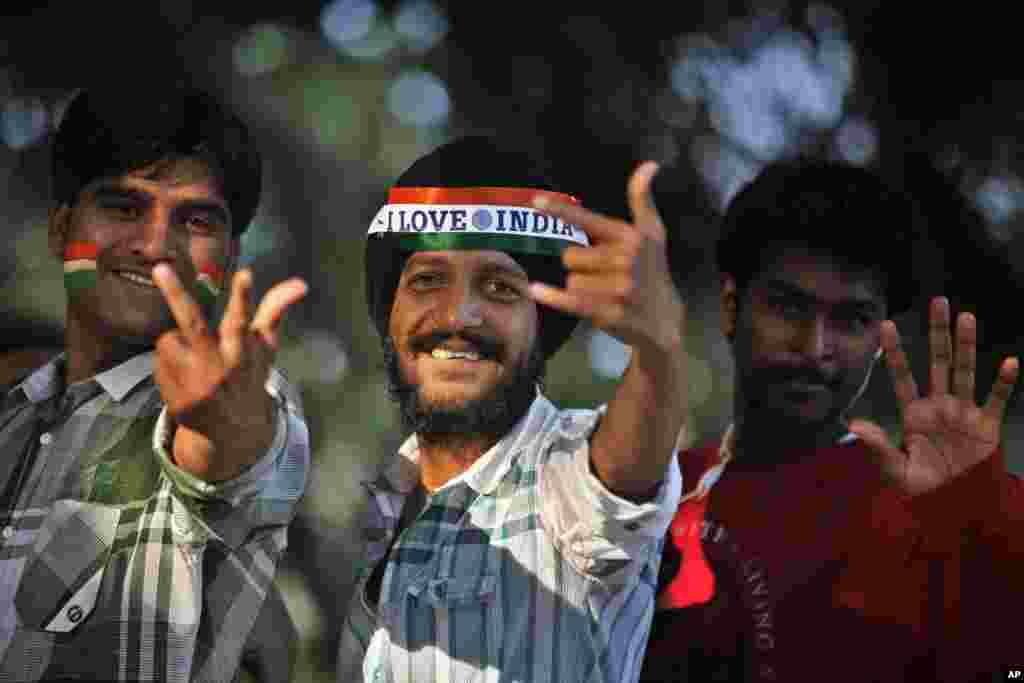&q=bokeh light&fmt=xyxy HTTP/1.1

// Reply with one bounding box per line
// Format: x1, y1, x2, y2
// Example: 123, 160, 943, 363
233, 24, 292, 77
668, 5, 857, 202
973, 173, 1024, 240
1, 97, 49, 150
386, 70, 450, 127
834, 116, 878, 166
394, 0, 448, 52
321, 0, 378, 47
